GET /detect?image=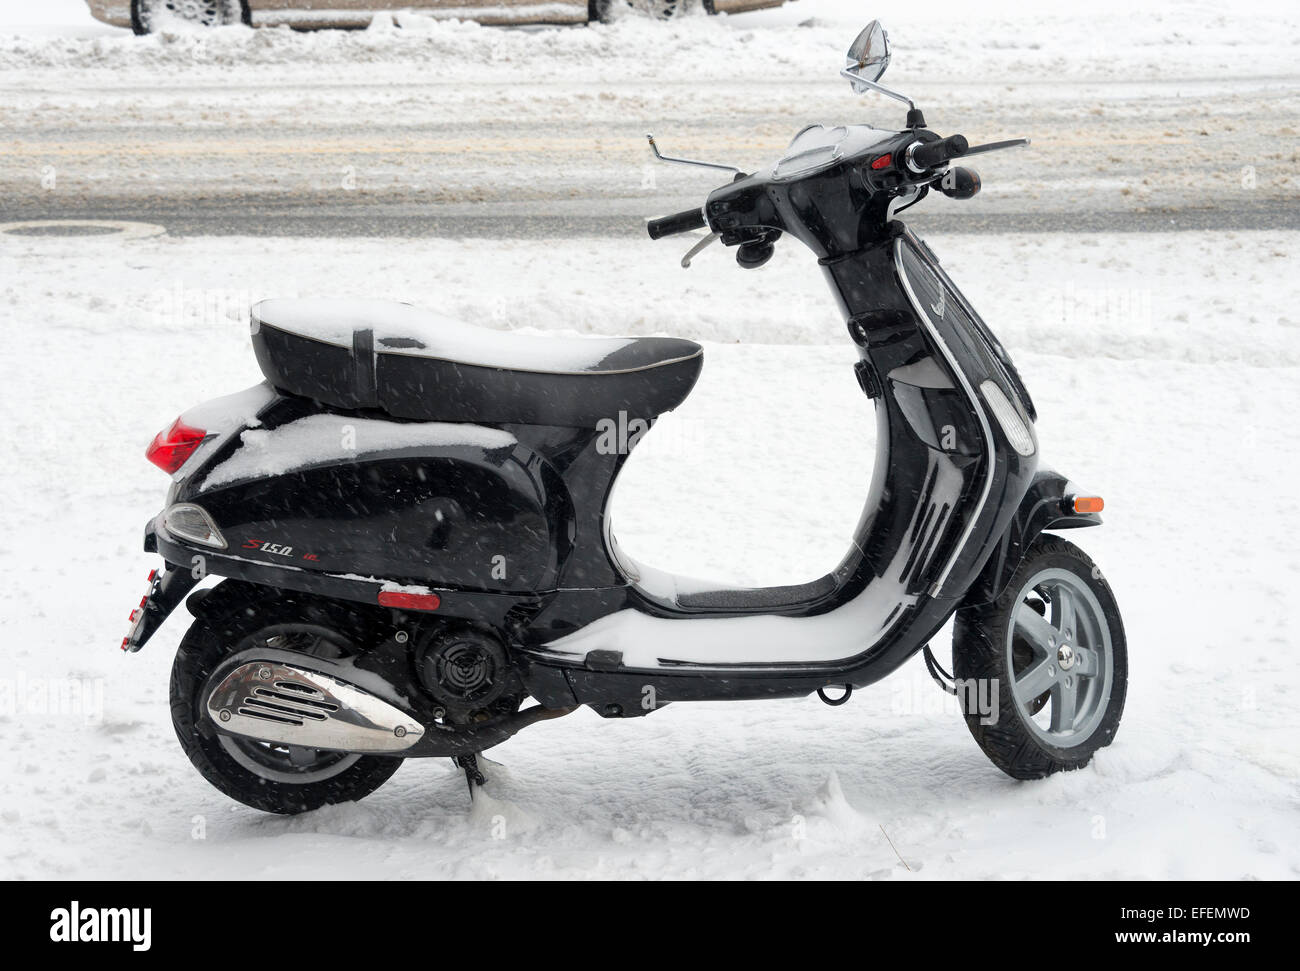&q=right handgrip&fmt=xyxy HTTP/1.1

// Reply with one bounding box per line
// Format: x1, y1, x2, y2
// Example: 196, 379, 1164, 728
647, 207, 707, 240
910, 134, 969, 171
